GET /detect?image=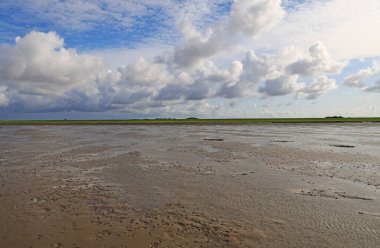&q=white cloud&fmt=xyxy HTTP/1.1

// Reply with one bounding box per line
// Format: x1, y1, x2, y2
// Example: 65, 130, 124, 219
300, 76, 337, 100
239, 51, 268, 84
216, 52, 267, 98
0, 87, 9, 107
3, 0, 234, 50
259, 75, 304, 96
117, 57, 172, 87
137, 100, 247, 118
365, 80, 380, 93
0, 31, 103, 95
2, 0, 379, 117
20, 0, 377, 64
229, 0, 284, 38
255, 0, 380, 61
8, 0, 164, 31
88, 44, 173, 69
173, 19, 229, 68
0, 31, 110, 112
0, 29, 346, 113
286, 42, 345, 77
173, 0, 284, 68
344, 61, 380, 88
155, 81, 210, 101
218, 42, 342, 99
